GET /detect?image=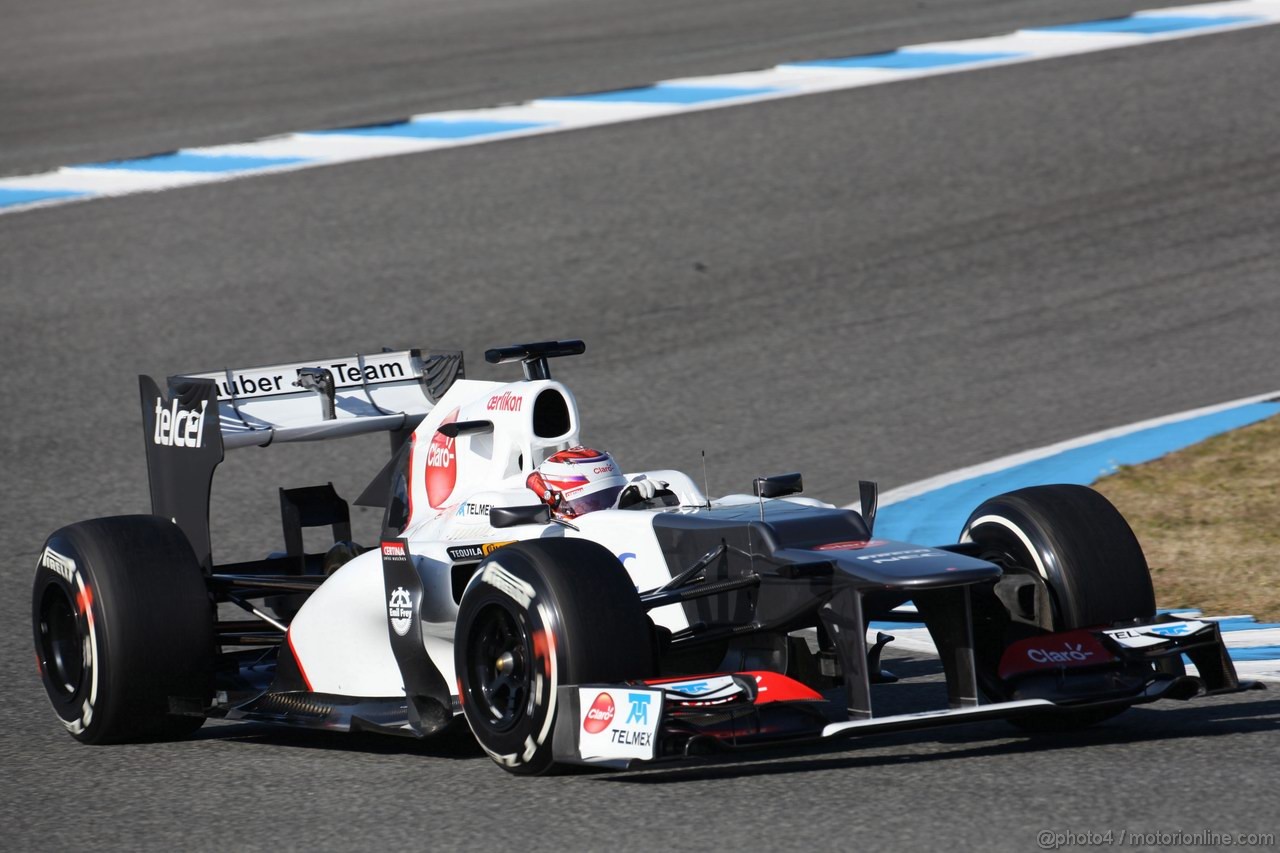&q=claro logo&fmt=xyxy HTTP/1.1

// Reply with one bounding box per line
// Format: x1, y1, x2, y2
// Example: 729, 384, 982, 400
152, 398, 209, 448
425, 408, 460, 508
1026, 642, 1095, 664
583, 692, 615, 734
